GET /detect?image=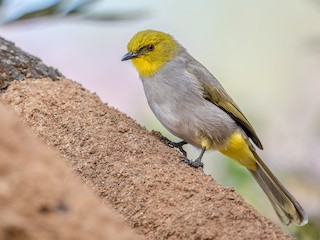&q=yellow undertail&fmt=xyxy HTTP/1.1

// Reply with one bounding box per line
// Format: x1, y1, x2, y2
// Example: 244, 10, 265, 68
218, 132, 257, 170
208, 132, 307, 226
